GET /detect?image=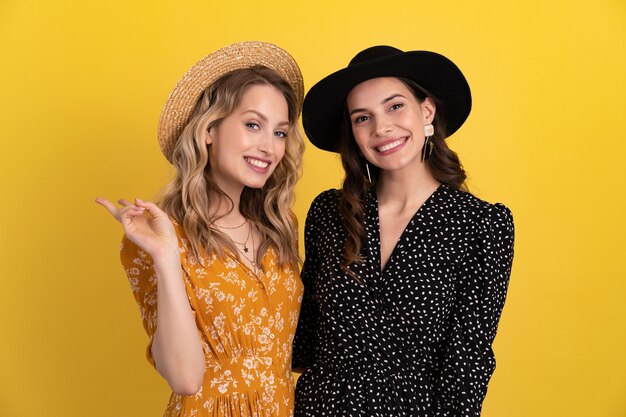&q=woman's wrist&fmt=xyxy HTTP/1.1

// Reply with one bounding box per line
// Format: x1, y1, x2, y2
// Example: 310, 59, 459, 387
152, 245, 182, 276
